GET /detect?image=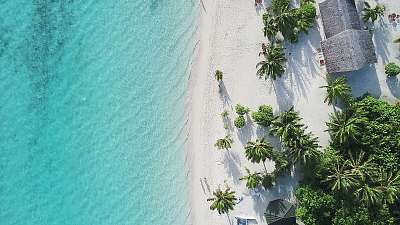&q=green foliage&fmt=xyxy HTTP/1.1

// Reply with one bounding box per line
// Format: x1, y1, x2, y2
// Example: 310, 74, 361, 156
332, 206, 394, 225
262, 1, 315, 43
384, 62, 400, 77
234, 115, 246, 128
251, 105, 274, 127
271, 0, 290, 13
295, 185, 336, 225
297, 94, 400, 224
332, 207, 371, 225
207, 186, 237, 215
214, 70, 223, 82
214, 135, 233, 150
261, 173, 274, 189
244, 138, 274, 165
362, 2, 385, 23
325, 112, 364, 147
256, 43, 286, 80
239, 168, 262, 189
320, 76, 352, 106
297, 3, 316, 25
235, 104, 250, 115
270, 107, 320, 165
351, 95, 400, 170
271, 150, 290, 176
300, 0, 315, 6
315, 147, 342, 180
221, 110, 229, 118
